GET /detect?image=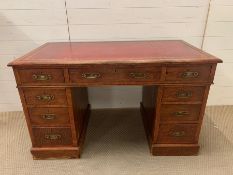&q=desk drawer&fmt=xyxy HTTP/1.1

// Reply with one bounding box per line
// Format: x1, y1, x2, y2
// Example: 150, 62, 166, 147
33, 127, 73, 147
157, 124, 198, 144
160, 104, 201, 122
116, 66, 161, 83
165, 65, 211, 82
28, 107, 70, 126
23, 88, 67, 106
69, 65, 161, 84
162, 86, 205, 102
69, 67, 115, 84
17, 68, 65, 84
